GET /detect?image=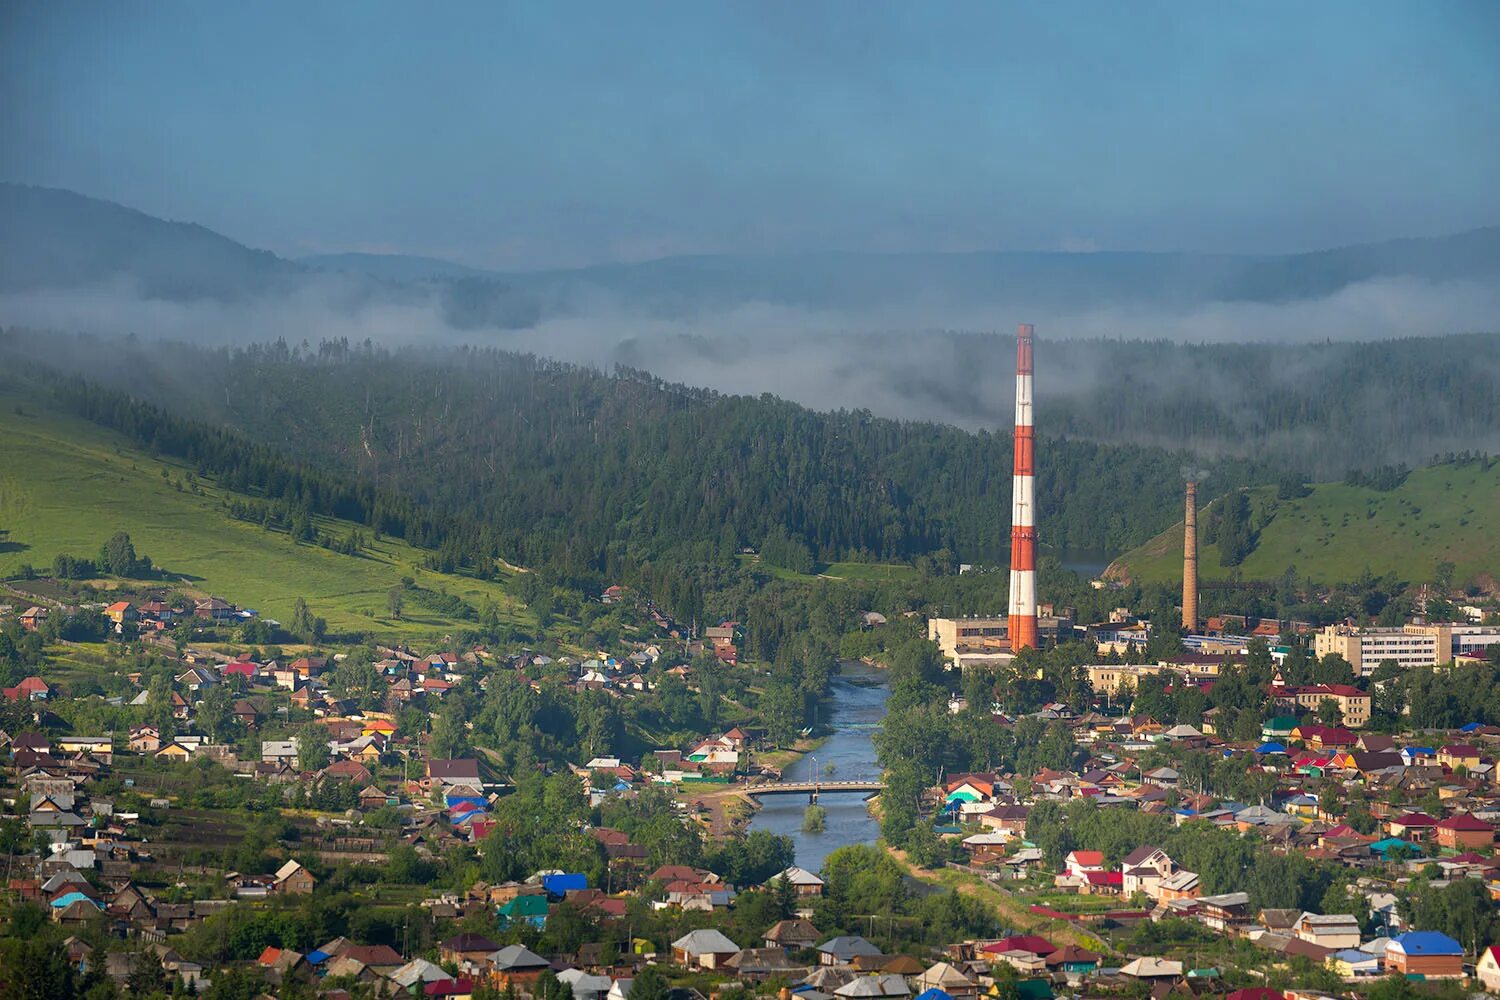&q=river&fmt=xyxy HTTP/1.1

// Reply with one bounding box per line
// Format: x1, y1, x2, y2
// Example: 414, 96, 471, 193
747, 660, 889, 872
